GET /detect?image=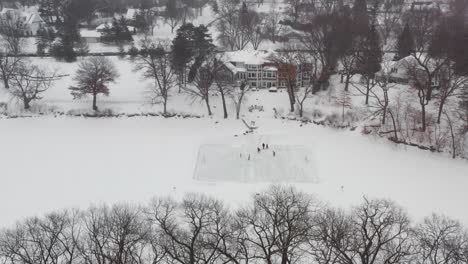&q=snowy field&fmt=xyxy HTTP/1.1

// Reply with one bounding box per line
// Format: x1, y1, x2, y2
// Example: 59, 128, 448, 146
0, 117, 467, 228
